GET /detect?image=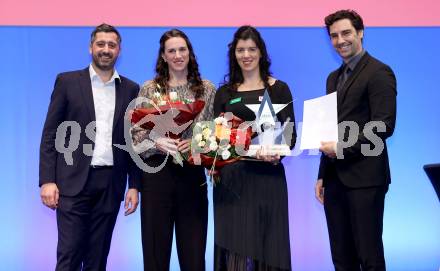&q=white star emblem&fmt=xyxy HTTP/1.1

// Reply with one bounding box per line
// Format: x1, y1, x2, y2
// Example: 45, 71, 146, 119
245, 89, 288, 128
243, 90, 293, 156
